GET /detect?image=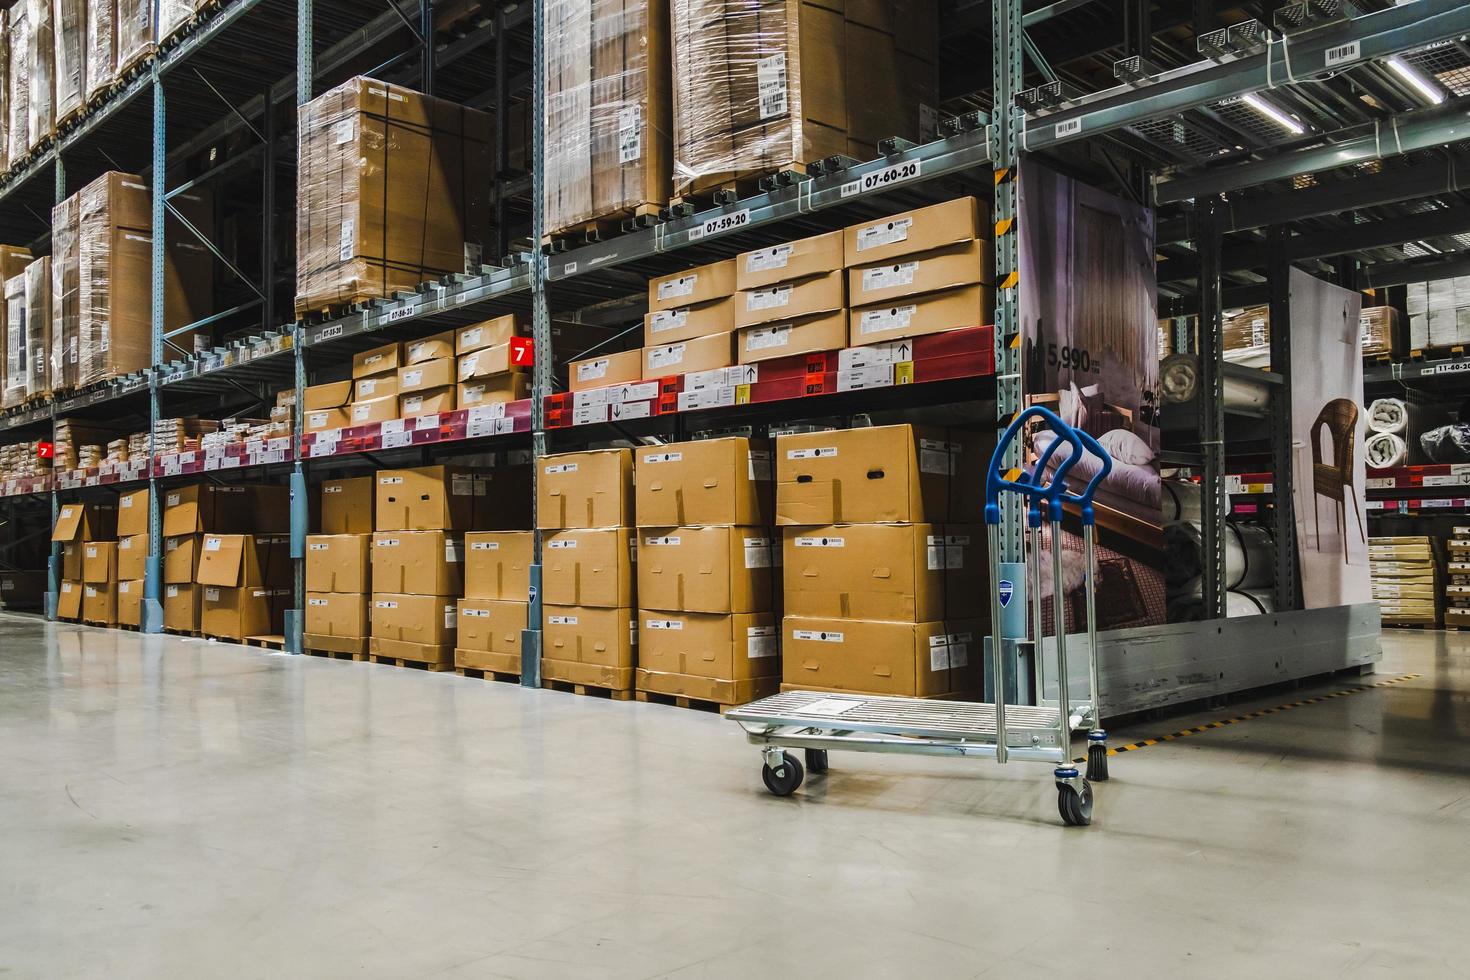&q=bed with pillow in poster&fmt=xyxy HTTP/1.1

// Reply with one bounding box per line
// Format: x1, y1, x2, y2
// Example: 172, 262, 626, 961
1031, 426, 1160, 542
